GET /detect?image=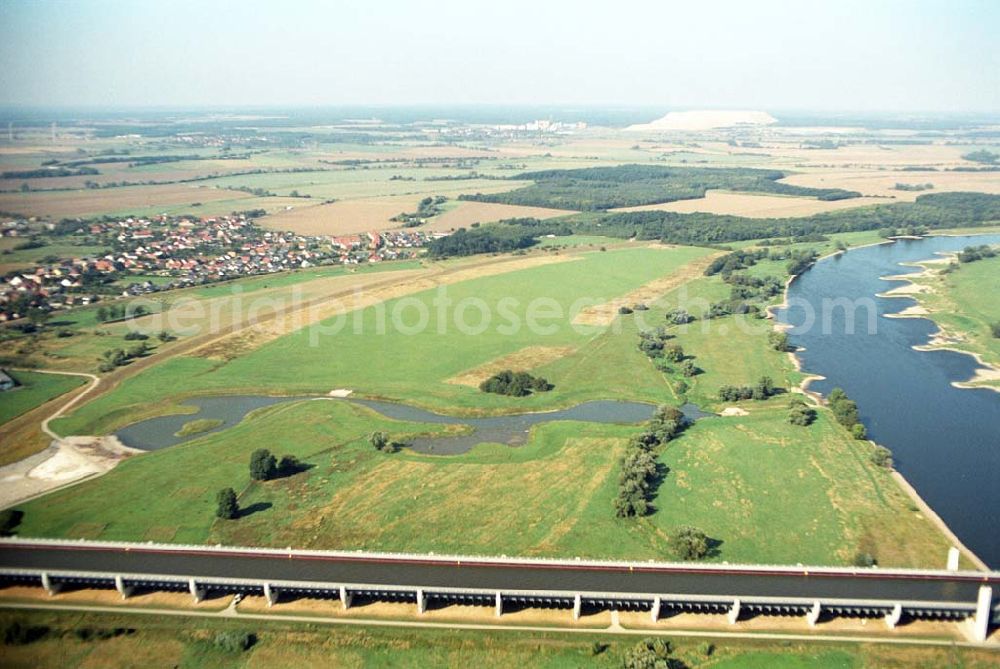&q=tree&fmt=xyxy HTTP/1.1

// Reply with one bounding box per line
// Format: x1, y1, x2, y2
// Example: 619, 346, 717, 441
622, 638, 687, 669
249, 449, 276, 480
215, 488, 238, 519
851, 423, 868, 440
788, 402, 817, 426
751, 376, 775, 400
278, 455, 301, 475
670, 526, 711, 560
871, 446, 893, 468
